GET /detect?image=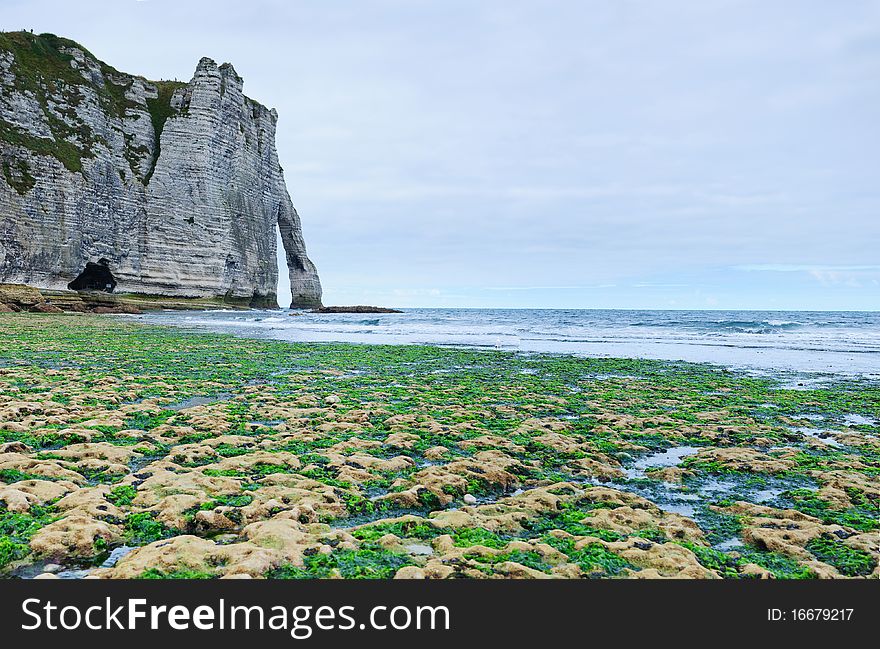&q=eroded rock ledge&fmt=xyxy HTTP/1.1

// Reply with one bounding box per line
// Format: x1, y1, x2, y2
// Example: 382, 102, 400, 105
0, 283, 261, 314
